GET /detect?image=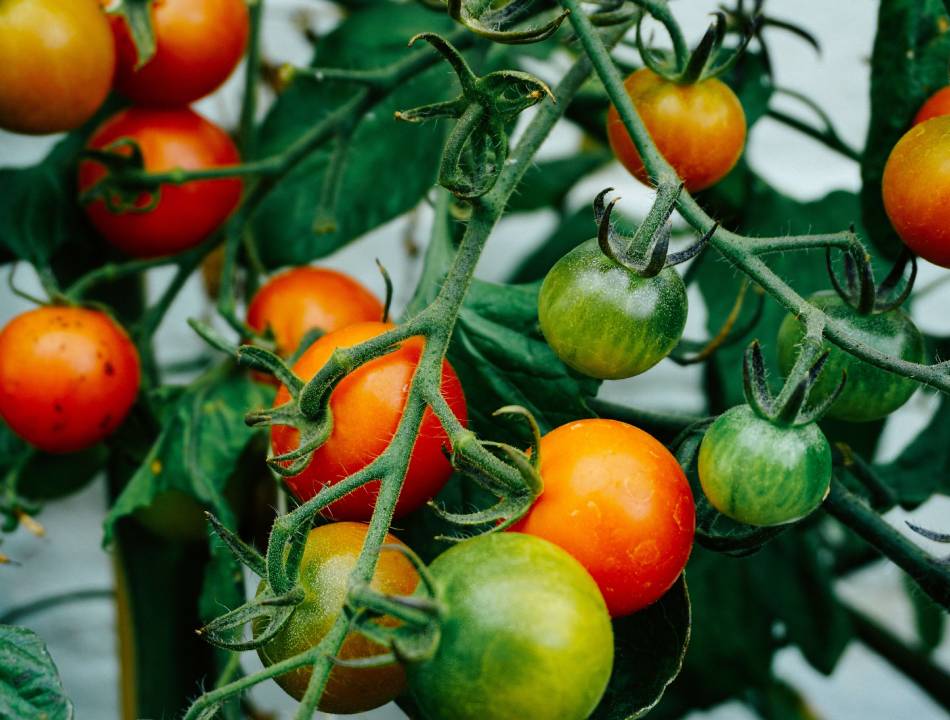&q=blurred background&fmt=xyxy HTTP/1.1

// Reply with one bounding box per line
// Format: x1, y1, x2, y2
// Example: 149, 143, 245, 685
1, 0, 948, 718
